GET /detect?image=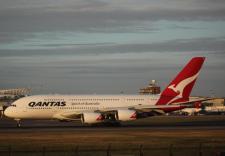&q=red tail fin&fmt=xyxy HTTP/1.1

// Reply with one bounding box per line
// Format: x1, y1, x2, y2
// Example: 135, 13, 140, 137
156, 57, 205, 105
